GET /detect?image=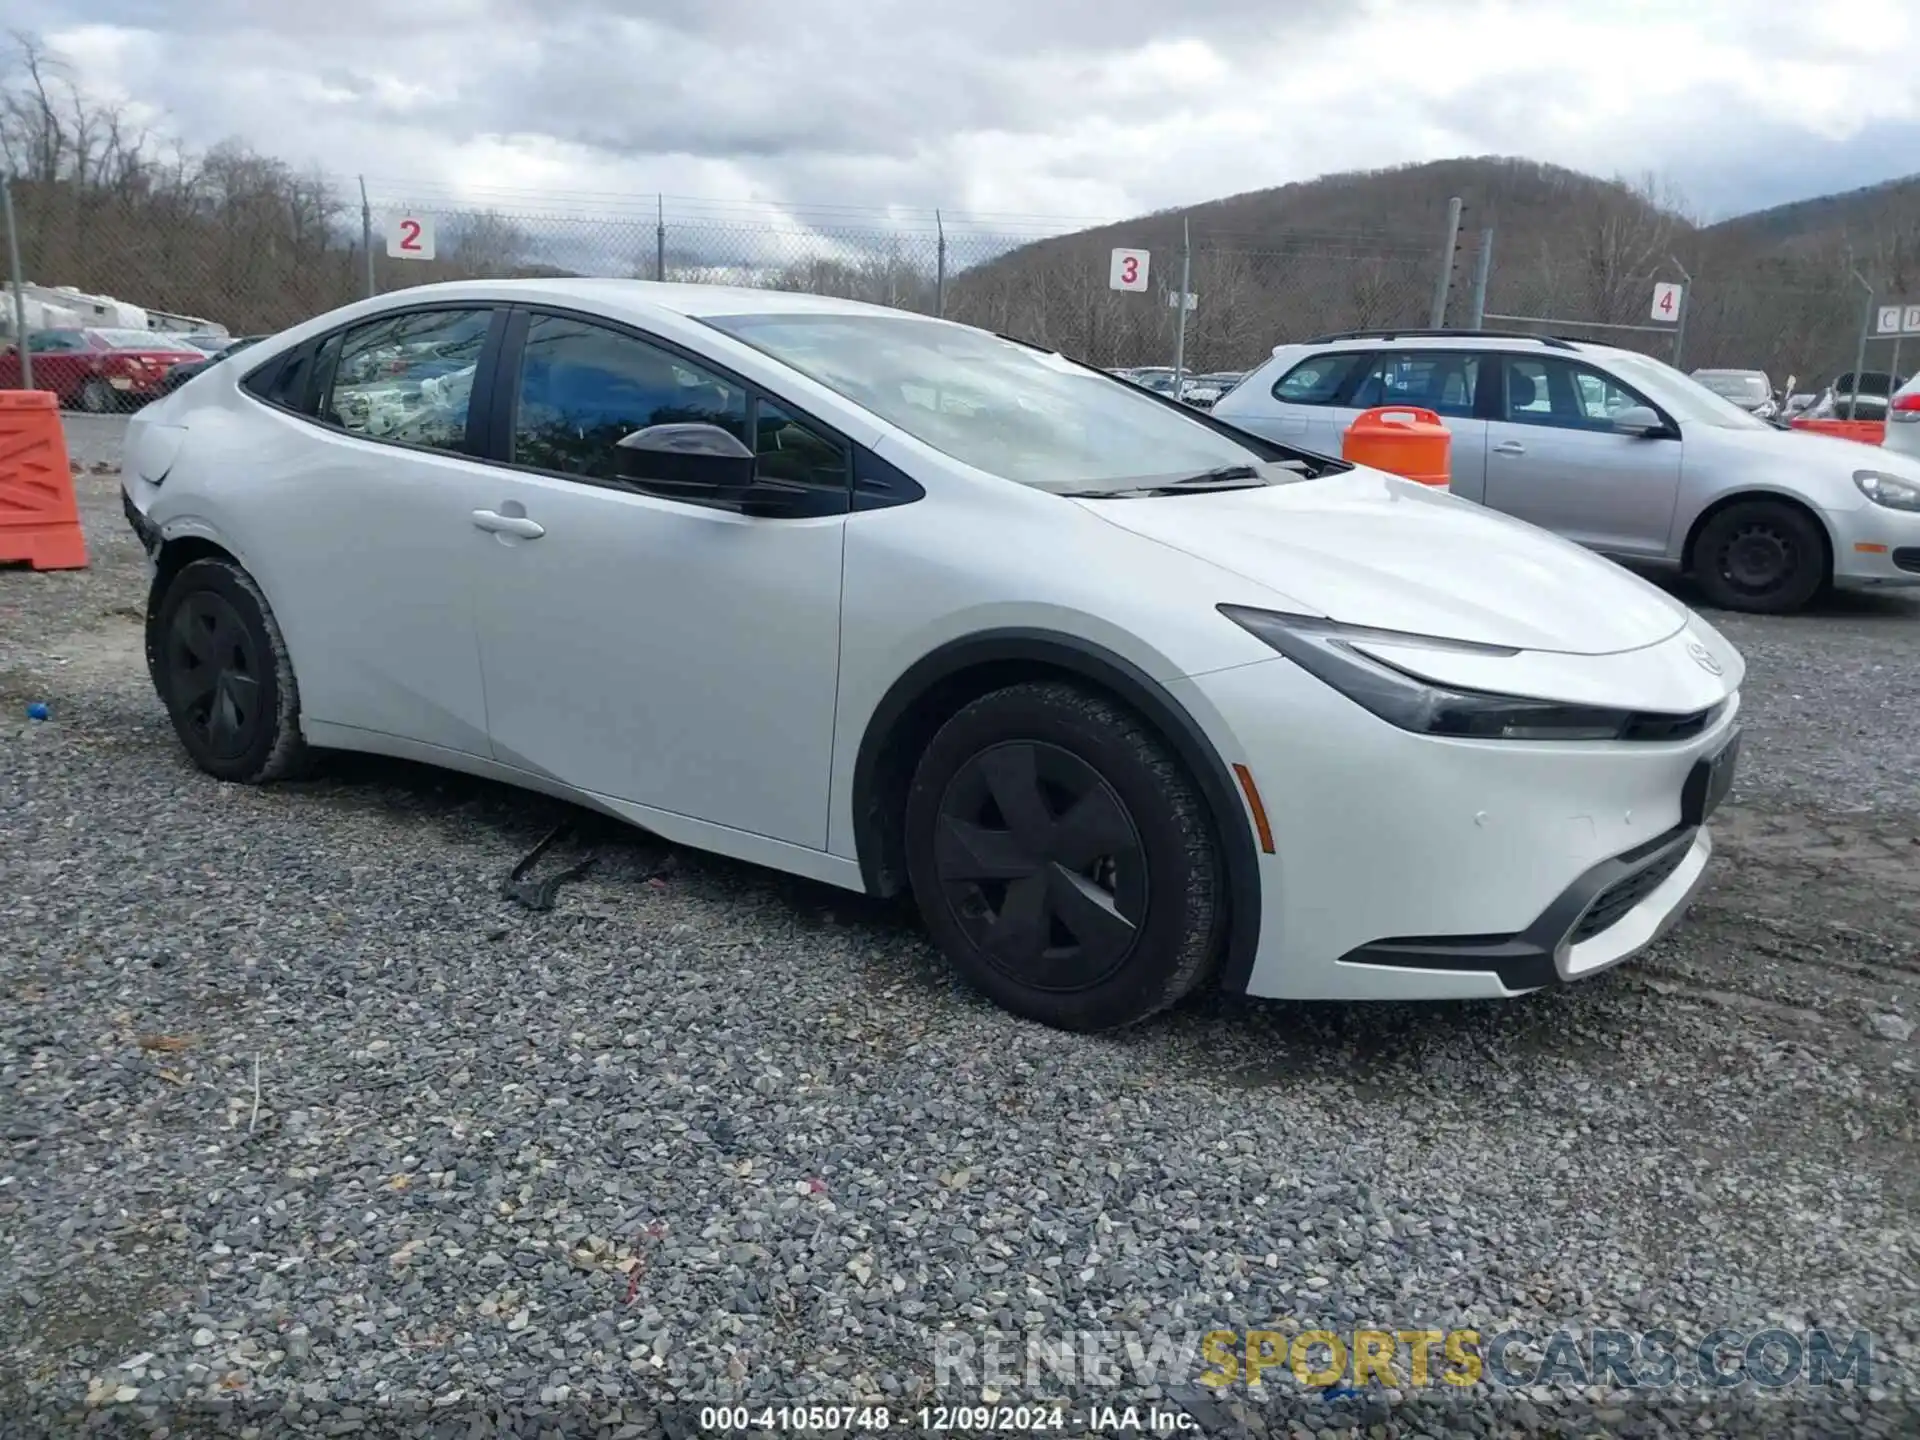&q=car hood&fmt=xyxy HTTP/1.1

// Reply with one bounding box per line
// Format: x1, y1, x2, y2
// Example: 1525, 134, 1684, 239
1716, 421, 1920, 473
1075, 467, 1690, 656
